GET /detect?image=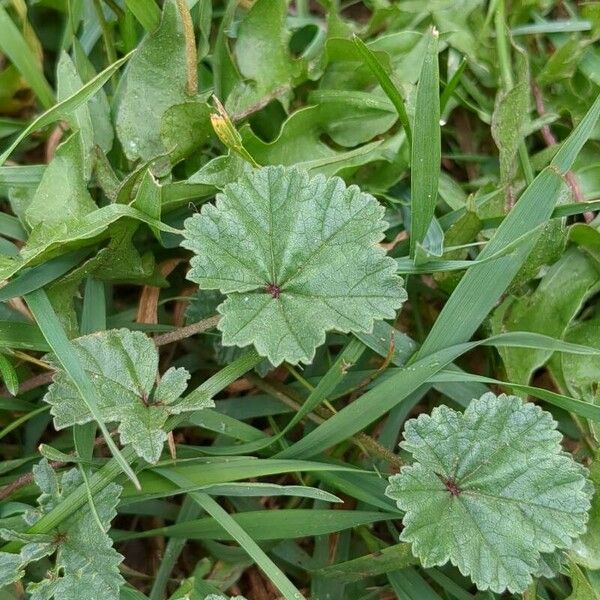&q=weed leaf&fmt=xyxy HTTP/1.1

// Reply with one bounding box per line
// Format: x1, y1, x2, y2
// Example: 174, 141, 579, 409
386, 393, 592, 593
0, 459, 123, 599
182, 165, 406, 365
43, 329, 212, 463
